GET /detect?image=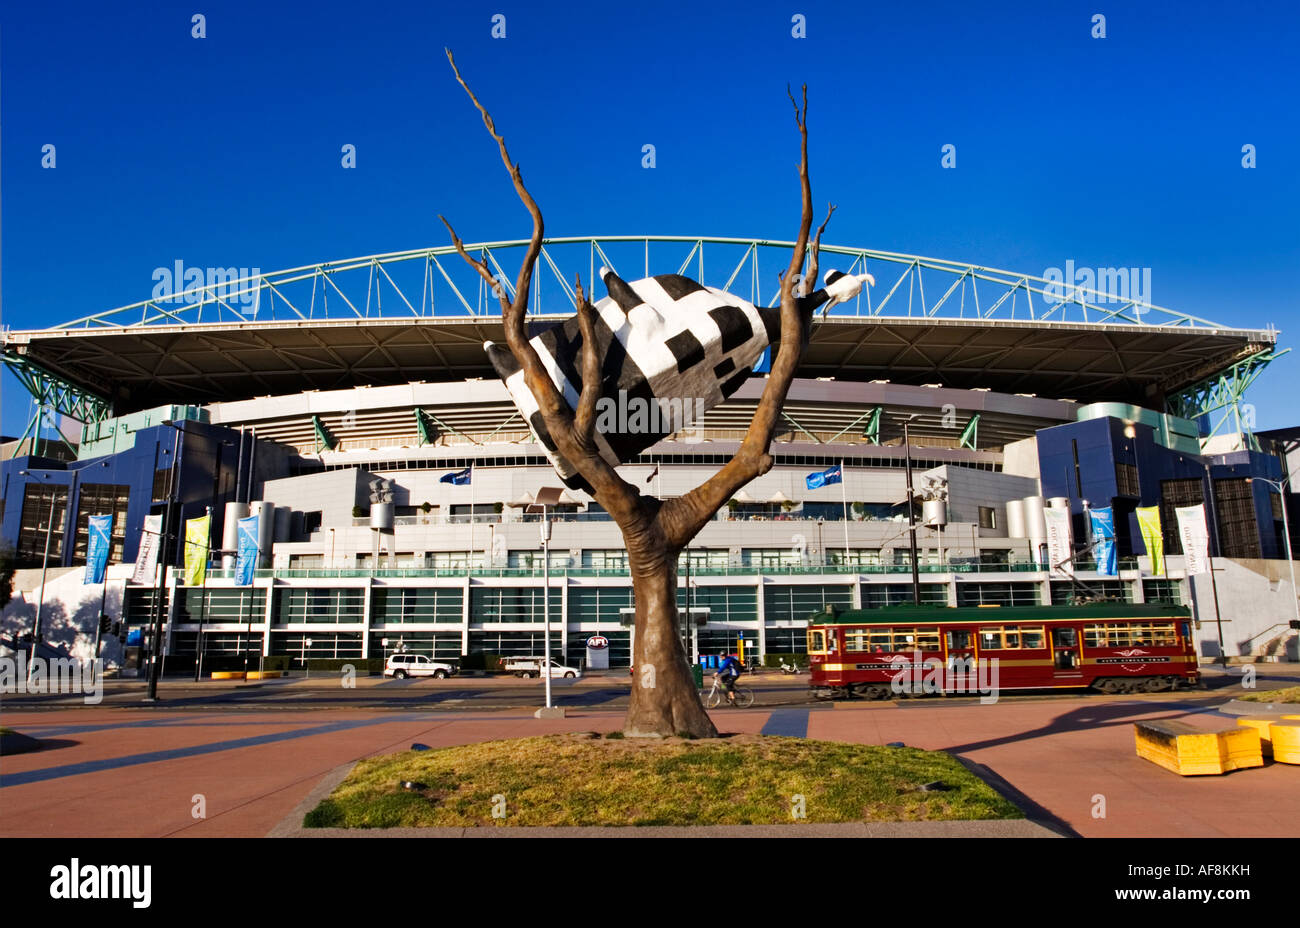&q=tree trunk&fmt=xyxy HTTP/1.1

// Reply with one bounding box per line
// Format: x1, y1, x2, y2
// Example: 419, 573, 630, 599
623, 554, 718, 739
